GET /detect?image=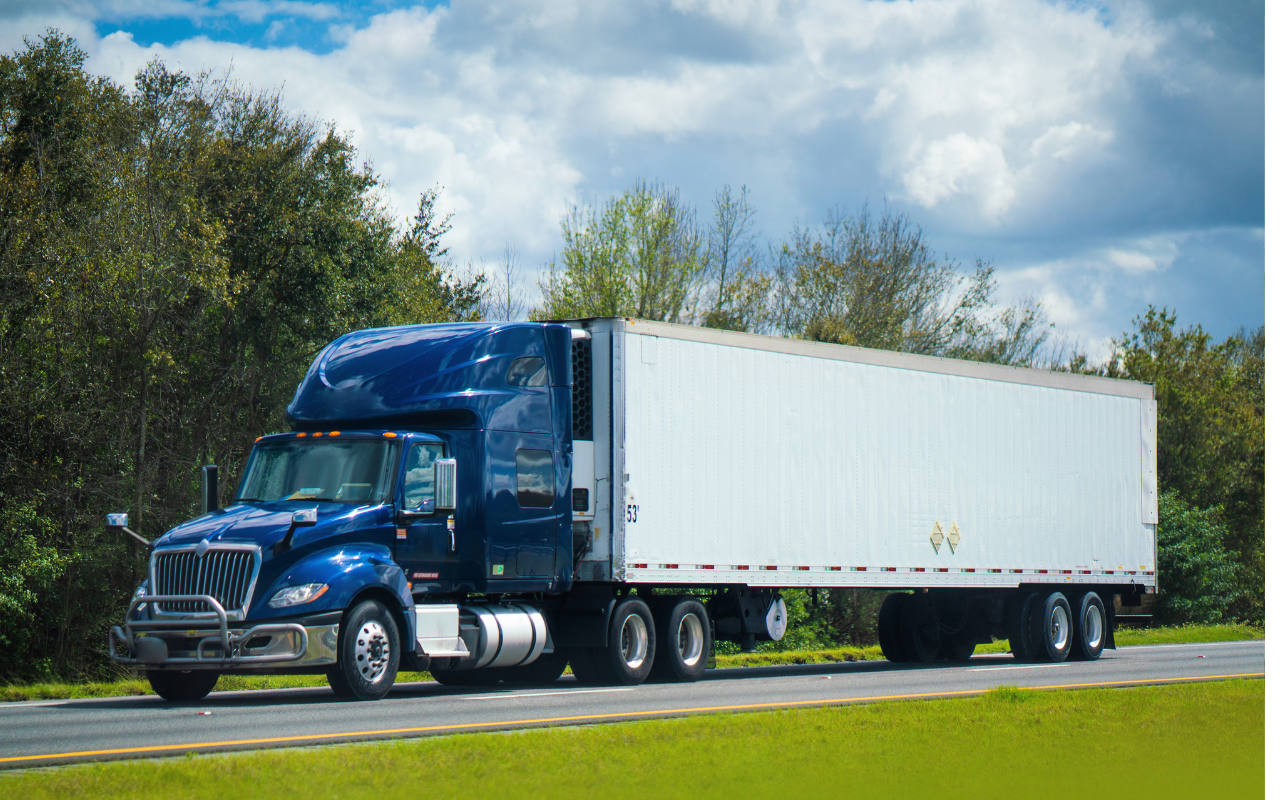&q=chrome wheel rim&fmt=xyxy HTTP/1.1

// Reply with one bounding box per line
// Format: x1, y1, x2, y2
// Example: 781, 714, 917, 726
1048, 604, 1070, 651
619, 613, 649, 670
1084, 604, 1104, 650
354, 619, 390, 683
677, 613, 704, 667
